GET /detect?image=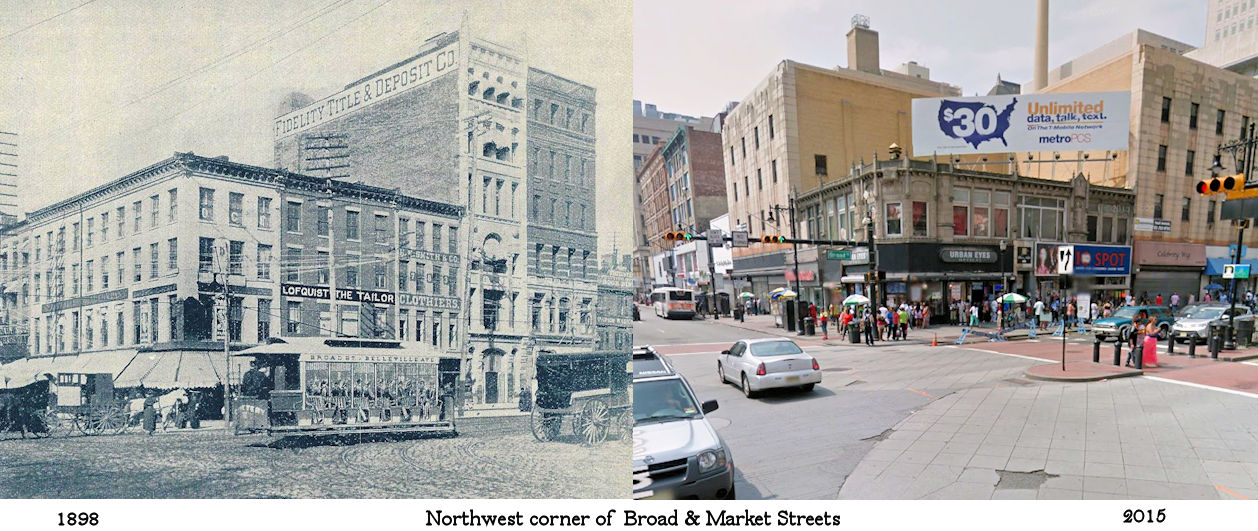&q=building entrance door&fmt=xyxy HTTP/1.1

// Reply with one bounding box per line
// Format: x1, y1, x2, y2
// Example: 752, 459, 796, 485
485, 372, 499, 404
